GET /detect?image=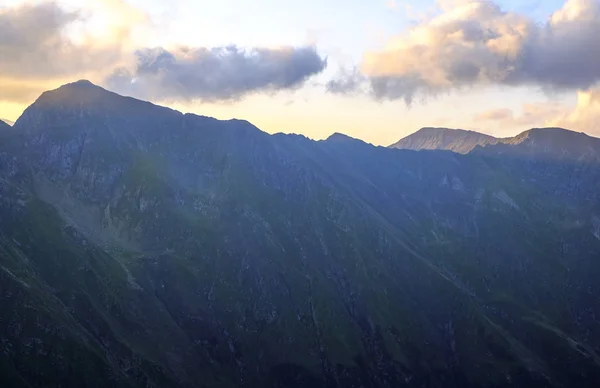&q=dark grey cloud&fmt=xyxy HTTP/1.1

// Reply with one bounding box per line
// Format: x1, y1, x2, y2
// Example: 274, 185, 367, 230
328, 0, 600, 103
106, 46, 327, 102
518, 12, 600, 90
326, 67, 366, 95
328, 72, 438, 105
